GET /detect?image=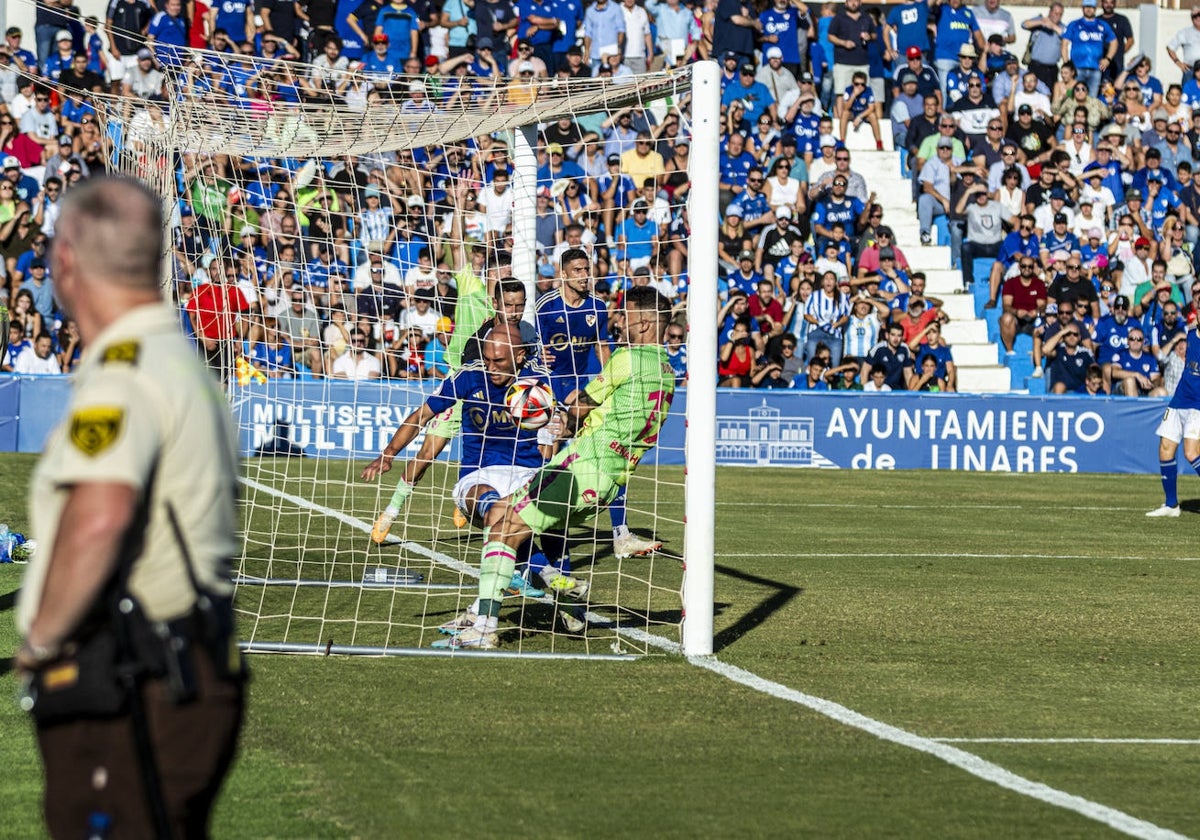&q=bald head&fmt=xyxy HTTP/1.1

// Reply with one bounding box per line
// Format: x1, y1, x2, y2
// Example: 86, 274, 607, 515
481, 322, 525, 381
56, 176, 163, 289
